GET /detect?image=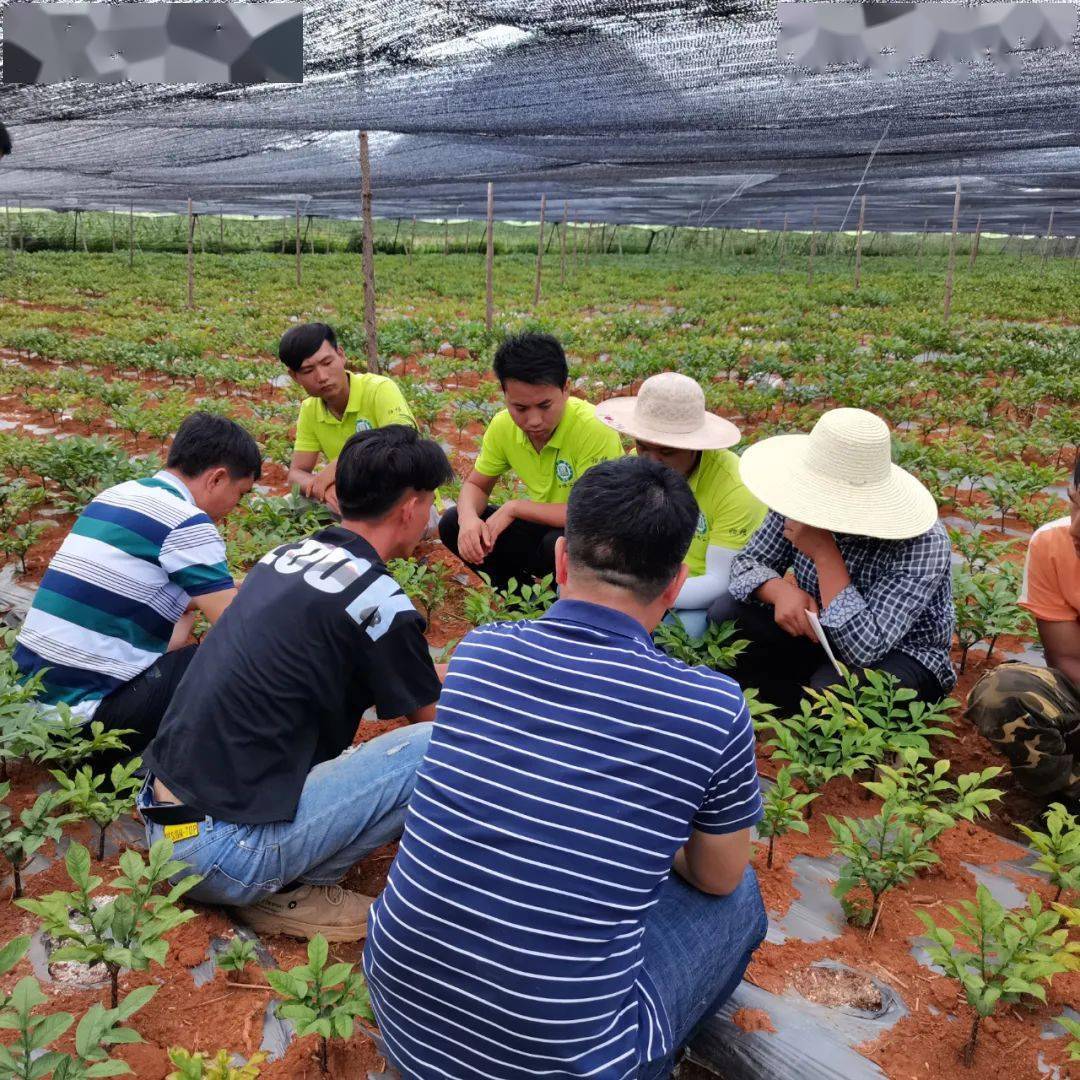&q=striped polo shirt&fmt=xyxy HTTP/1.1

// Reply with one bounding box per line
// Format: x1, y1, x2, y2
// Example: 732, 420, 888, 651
364, 598, 762, 1079
14, 471, 233, 718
